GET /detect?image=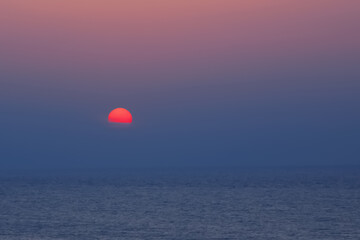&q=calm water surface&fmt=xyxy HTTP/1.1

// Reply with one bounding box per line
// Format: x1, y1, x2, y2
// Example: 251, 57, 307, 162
0, 167, 359, 239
